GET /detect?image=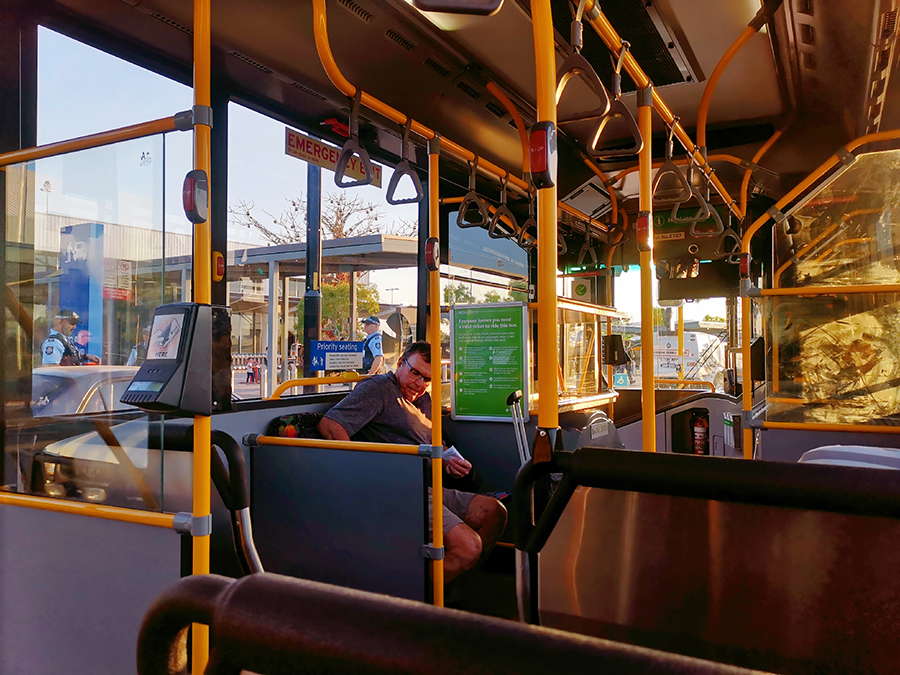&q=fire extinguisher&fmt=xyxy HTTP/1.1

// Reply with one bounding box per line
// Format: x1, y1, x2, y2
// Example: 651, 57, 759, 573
691, 411, 709, 455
